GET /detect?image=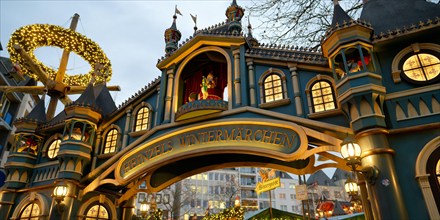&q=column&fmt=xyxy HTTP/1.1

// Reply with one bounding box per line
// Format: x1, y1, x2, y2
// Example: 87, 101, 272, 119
91, 131, 102, 169
164, 69, 174, 122
288, 63, 303, 116
357, 129, 408, 220
154, 86, 161, 126
233, 49, 241, 106
122, 197, 136, 220
122, 108, 132, 148
246, 59, 256, 107
357, 174, 374, 220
